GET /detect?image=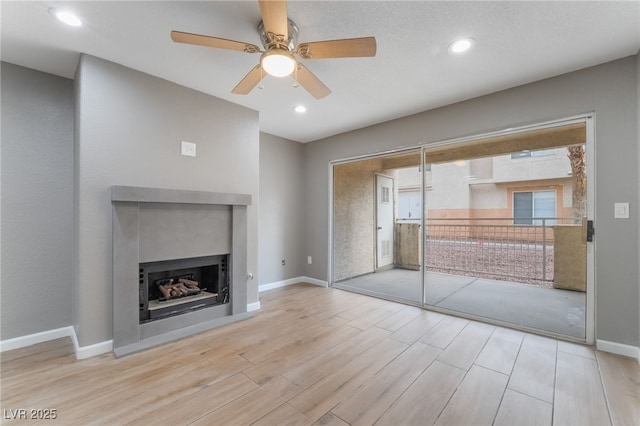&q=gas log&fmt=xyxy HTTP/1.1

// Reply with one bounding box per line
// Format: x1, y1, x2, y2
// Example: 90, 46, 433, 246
156, 277, 201, 301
